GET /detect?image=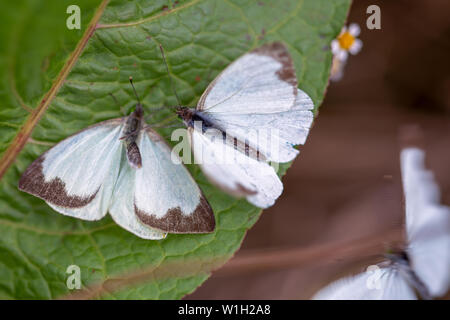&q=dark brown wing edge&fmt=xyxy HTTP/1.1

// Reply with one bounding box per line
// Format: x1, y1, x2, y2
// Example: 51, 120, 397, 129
251, 42, 297, 94
18, 118, 124, 208
135, 195, 215, 234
